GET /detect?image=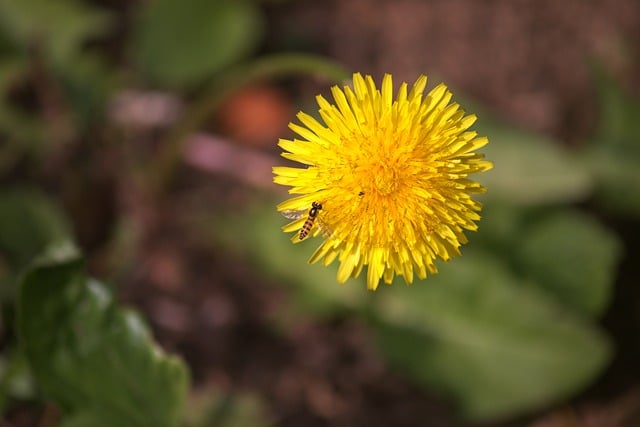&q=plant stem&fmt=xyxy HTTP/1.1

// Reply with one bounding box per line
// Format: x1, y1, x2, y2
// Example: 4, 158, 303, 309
147, 53, 350, 196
